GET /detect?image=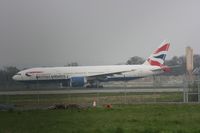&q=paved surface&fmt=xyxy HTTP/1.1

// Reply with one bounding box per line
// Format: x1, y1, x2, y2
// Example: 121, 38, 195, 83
0, 88, 183, 95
